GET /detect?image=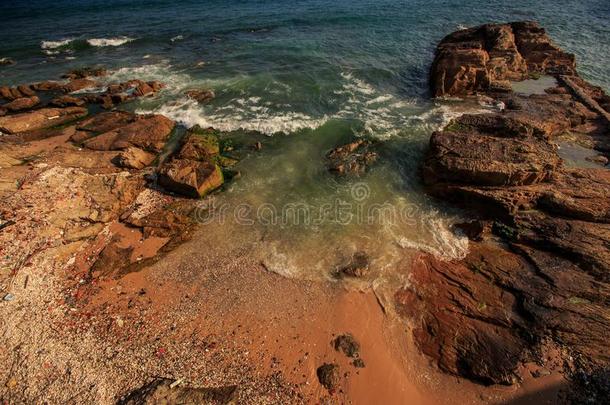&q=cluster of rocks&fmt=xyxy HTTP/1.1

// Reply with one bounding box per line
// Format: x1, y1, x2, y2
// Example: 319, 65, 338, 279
397, 21, 610, 400
0, 68, 238, 290
0, 68, 164, 118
